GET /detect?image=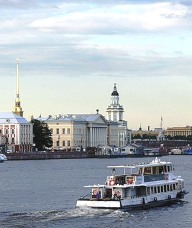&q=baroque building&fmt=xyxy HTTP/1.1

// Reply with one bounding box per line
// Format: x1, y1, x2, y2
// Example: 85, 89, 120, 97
0, 112, 33, 152
0, 60, 33, 153
106, 84, 131, 147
